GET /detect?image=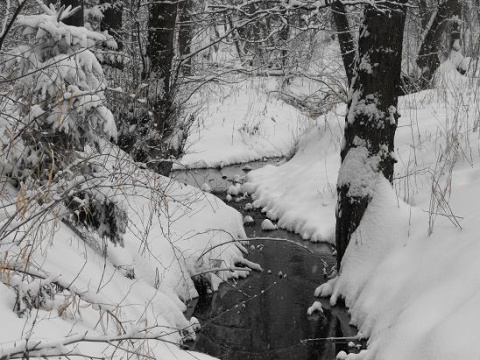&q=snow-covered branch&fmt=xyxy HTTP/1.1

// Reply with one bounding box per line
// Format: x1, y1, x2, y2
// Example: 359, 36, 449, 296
0, 329, 180, 360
